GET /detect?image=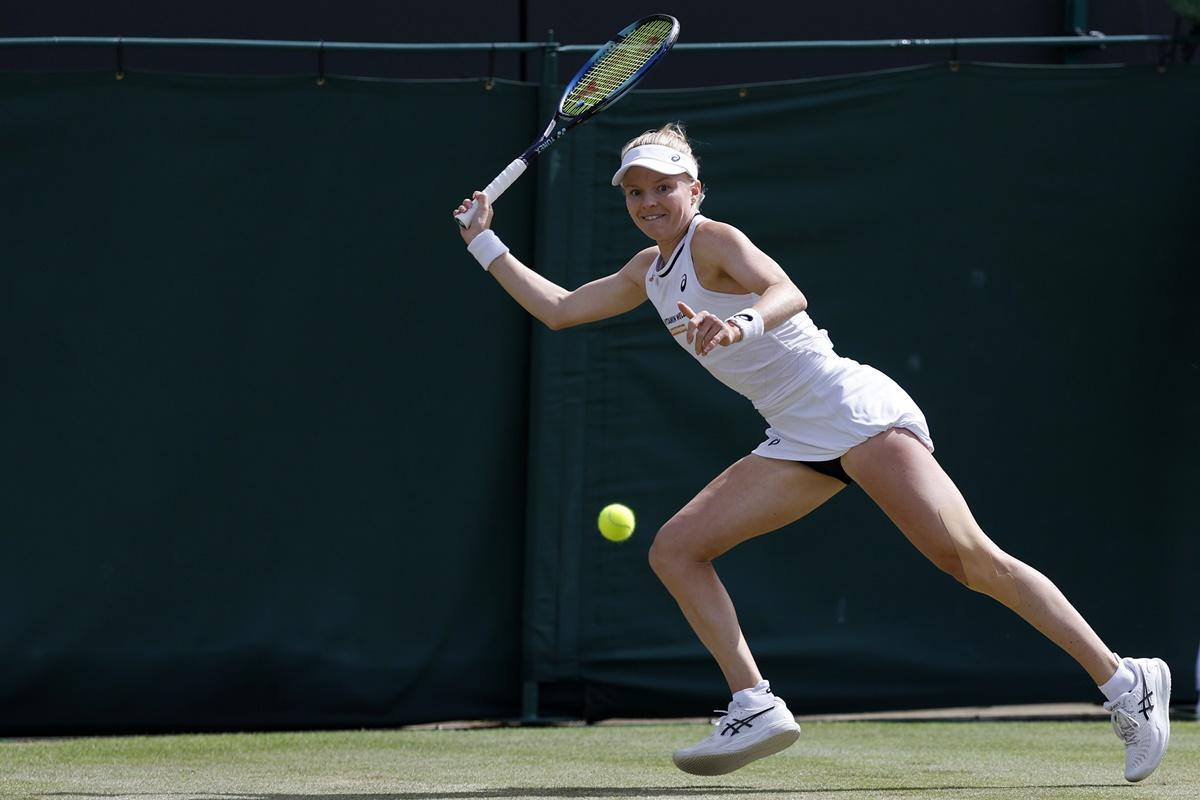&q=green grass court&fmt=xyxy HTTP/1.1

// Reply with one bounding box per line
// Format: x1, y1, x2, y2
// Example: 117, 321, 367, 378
3, 718, 1197, 799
